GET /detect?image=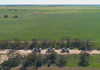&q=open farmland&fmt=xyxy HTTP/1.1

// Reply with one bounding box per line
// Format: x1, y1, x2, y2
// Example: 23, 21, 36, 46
0, 6, 100, 41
